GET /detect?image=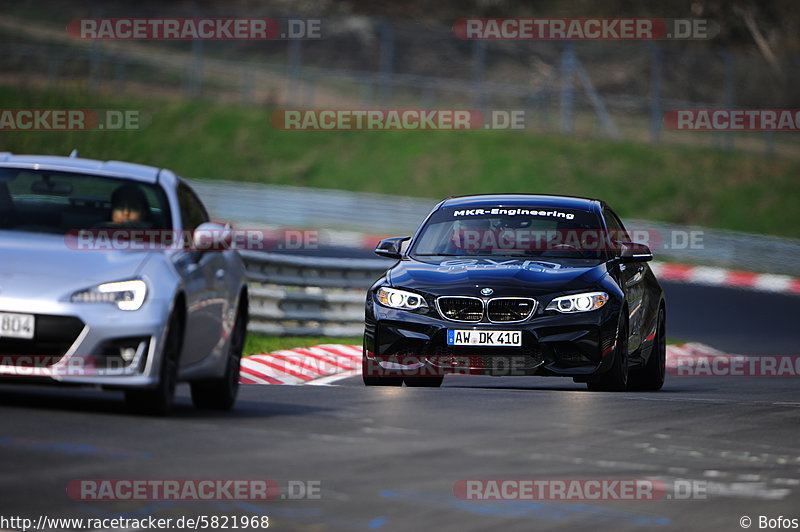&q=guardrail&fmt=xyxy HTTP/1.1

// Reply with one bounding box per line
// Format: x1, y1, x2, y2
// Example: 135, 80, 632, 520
241, 251, 391, 337
193, 180, 800, 277
240, 247, 800, 339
